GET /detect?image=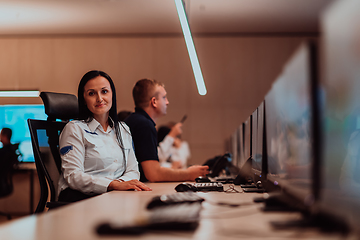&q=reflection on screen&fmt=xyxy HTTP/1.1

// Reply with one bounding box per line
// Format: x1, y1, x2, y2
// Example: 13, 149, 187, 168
237, 124, 245, 168
0, 104, 47, 162
230, 130, 238, 166
321, 0, 360, 230
253, 102, 264, 172
252, 108, 261, 171
265, 43, 313, 199
244, 117, 251, 161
